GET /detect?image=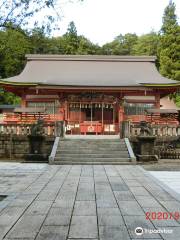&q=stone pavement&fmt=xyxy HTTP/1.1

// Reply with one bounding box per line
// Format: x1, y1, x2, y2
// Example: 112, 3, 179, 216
150, 171, 180, 195
0, 163, 180, 240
